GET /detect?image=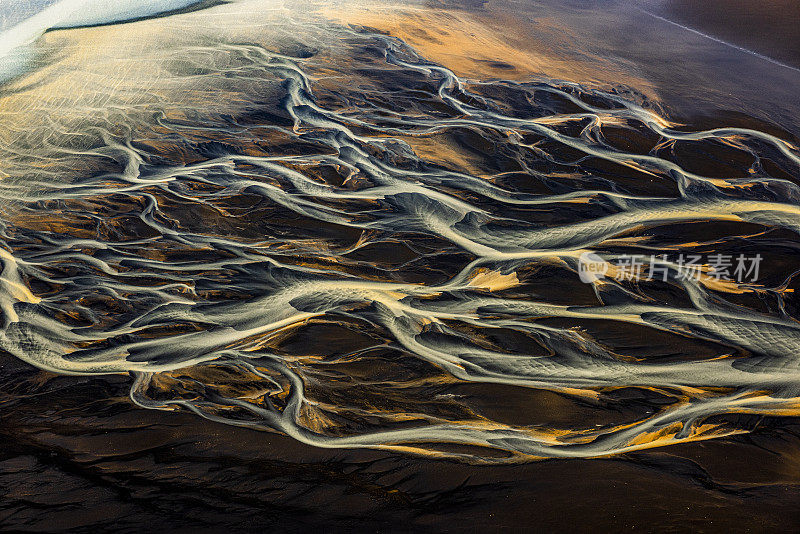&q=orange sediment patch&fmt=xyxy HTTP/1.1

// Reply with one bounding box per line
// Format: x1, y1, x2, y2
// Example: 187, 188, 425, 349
318, 1, 656, 93
468, 268, 520, 292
